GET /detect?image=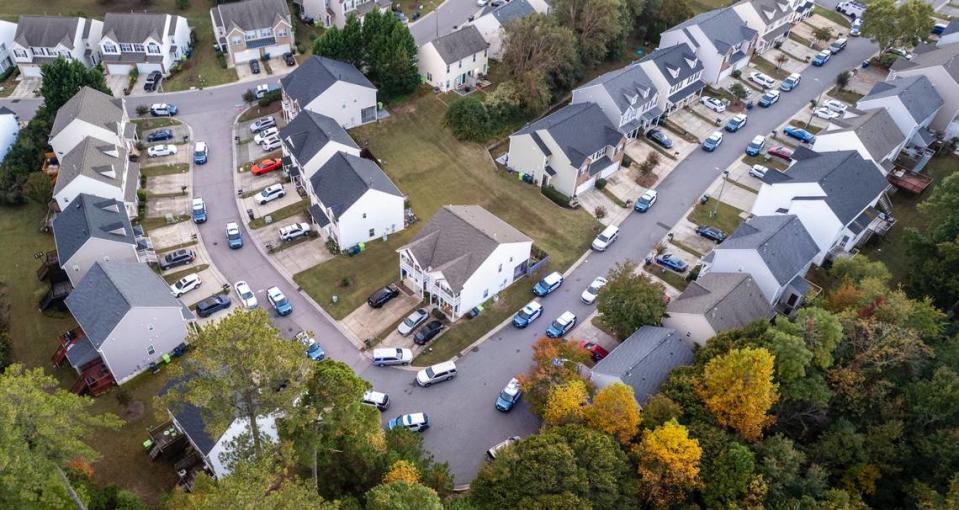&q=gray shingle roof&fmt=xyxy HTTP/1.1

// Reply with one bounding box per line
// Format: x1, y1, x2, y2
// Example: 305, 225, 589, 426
309, 153, 402, 220
861, 75, 943, 125
52, 193, 136, 264
669, 7, 757, 53
490, 0, 535, 24
102, 13, 168, 43
15, 16, 81, 49
828, 108, 905, 163
280, 56, 375, 106
65, 261, 187, 347
719, 215, 818, 285
51, 87, 123, 141
399, 205, 531, 293
514, 103, 622, 166
280, 110, 358, 169
53, 138, 131, 198
668, 273, 772, 334
429, 25, 489, 64
161, 378, 217, 455
892, 41, 959, 80
641, 44, 704, 86
740, 0, 793, 24
590, 326, 694, 404
576, 62, 657, 115
214, 0, 290, 32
